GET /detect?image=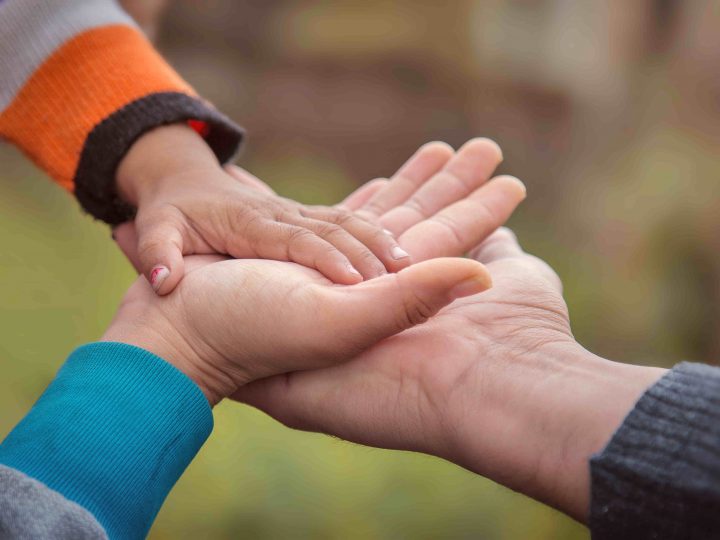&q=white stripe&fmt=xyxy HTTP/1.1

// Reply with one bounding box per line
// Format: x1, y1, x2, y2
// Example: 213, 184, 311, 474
0, 0, 138, 111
